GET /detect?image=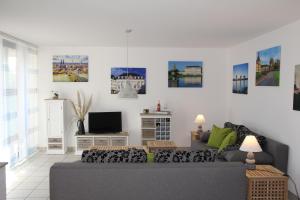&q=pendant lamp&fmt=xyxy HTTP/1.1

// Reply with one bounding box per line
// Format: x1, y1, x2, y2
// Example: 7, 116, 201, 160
118, 29, 138, 98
